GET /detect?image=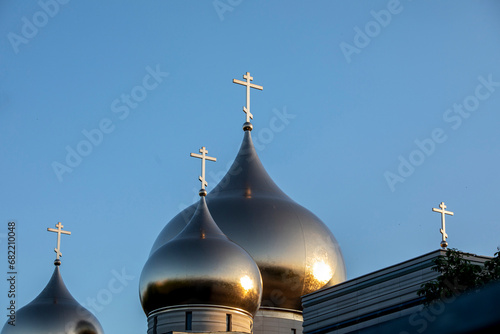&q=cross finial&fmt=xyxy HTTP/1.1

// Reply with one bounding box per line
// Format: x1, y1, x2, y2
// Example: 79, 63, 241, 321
47, 222, 71, 265
233, 71, 263, 131
432, 202, 454, 249
190, 146, 217, 196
